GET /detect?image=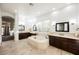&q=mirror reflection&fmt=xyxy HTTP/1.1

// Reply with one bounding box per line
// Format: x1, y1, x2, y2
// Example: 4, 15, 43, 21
56, 22, 69, 32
